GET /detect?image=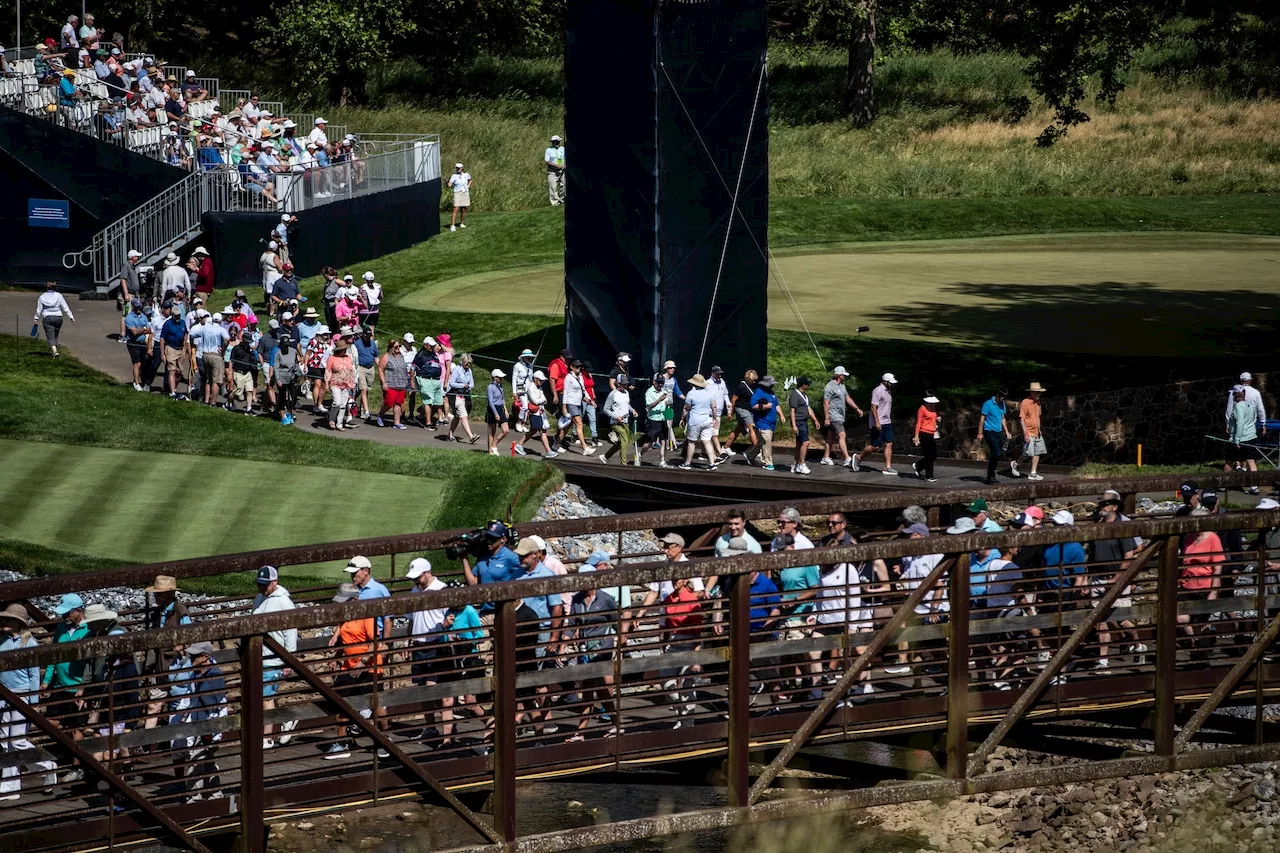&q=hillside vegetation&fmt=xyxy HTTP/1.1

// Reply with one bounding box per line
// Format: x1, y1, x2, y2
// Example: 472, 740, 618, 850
332, 49, 1280, 212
